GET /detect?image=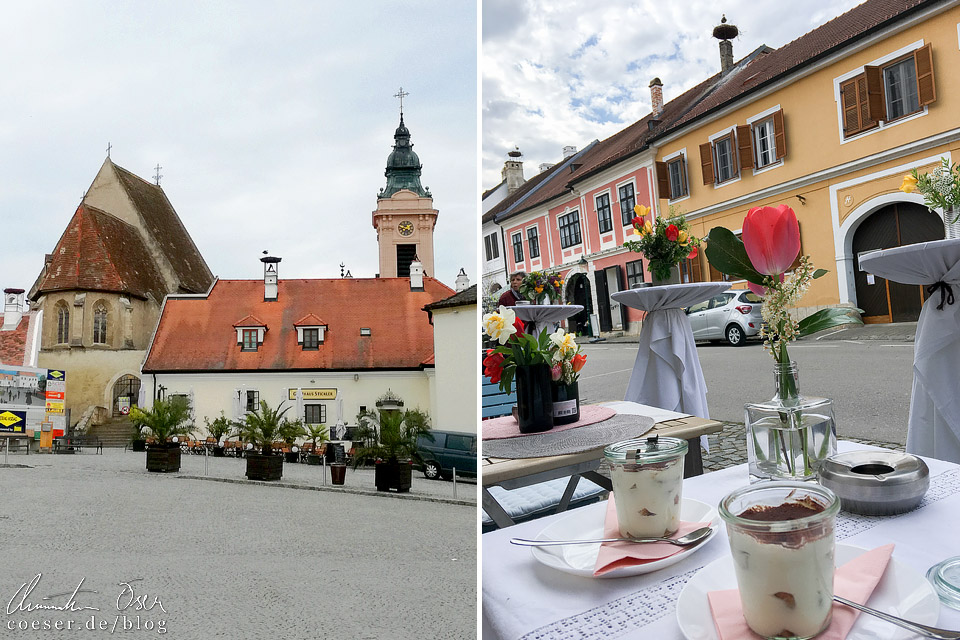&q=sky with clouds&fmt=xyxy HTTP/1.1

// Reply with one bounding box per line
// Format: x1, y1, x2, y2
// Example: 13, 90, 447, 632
1, 1, 477, 295
482, 0, 865, 189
